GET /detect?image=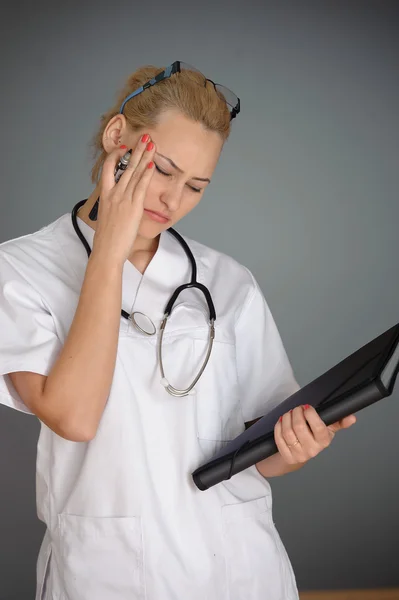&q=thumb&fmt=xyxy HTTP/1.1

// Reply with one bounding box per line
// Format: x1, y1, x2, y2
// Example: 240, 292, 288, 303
328, 414, 357, 434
